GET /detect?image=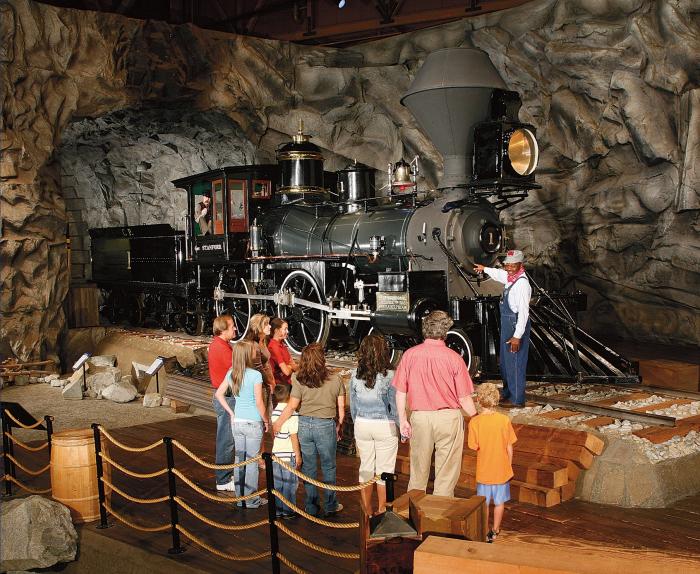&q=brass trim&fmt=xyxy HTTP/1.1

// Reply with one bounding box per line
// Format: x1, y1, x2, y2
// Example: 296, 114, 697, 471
279, 186, 325, 194
277, 152, 324, 161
